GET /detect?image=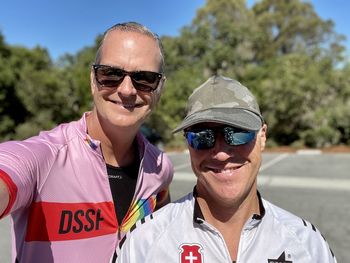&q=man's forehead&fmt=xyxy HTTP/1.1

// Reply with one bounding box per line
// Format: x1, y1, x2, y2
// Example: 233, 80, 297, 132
98, 32, 161, 70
